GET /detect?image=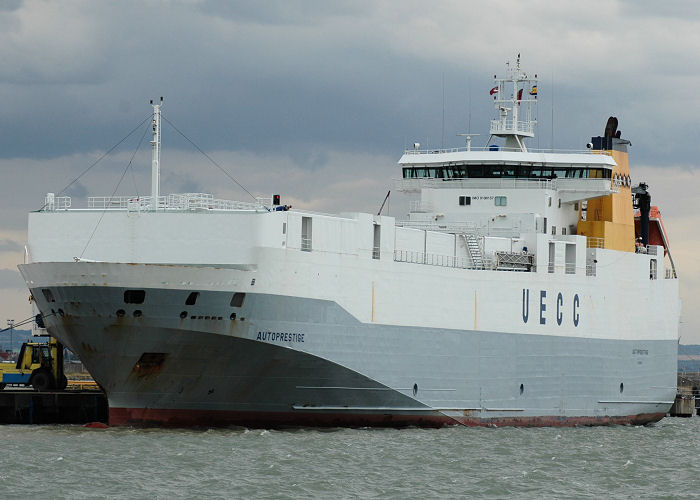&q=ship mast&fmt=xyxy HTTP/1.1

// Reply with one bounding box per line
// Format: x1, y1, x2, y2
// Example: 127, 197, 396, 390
150, 97, 163, 211
488, 54, 537, 152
